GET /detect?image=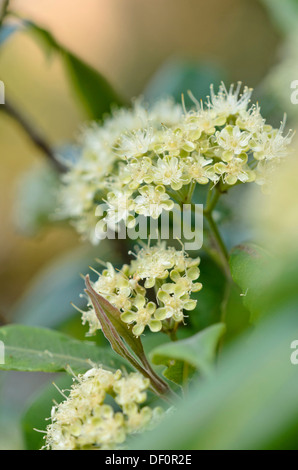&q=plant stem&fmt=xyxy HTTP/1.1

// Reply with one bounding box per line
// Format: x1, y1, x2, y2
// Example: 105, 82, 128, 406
217, 277, 232, 353
184, 181, 196, 204
169, 322, 178, 341
205, 185, 220, 213
204, 211, 228, 260
203, 185, 231, 277
0, 98, 66, 172
204, 211, 230, 278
